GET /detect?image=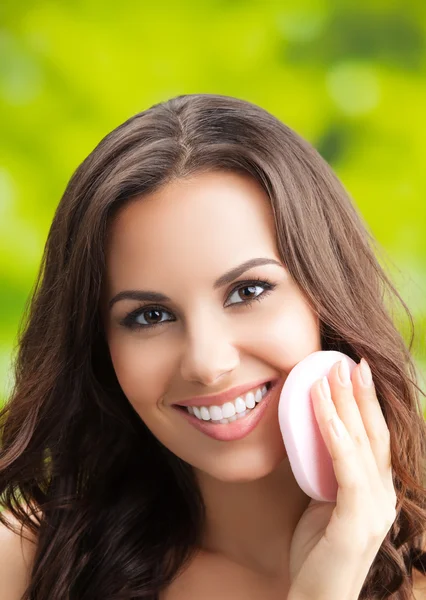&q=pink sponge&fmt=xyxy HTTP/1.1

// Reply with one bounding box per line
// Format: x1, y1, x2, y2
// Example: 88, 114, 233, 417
278, 350, 357, 502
